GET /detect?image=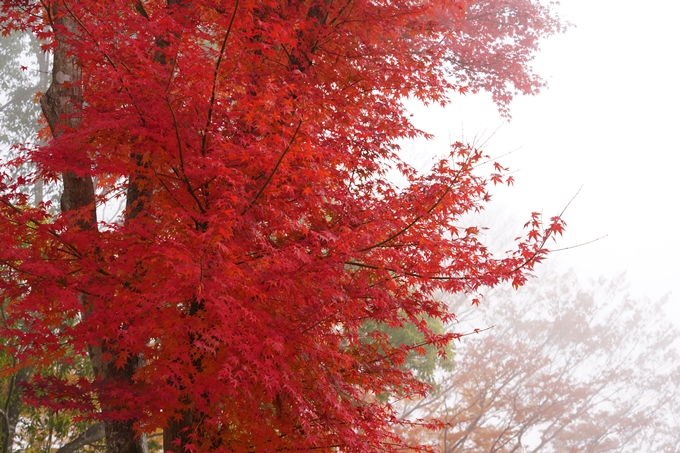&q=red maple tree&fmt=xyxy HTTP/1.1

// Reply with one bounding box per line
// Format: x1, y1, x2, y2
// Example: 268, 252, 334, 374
0, 1, 566, 452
